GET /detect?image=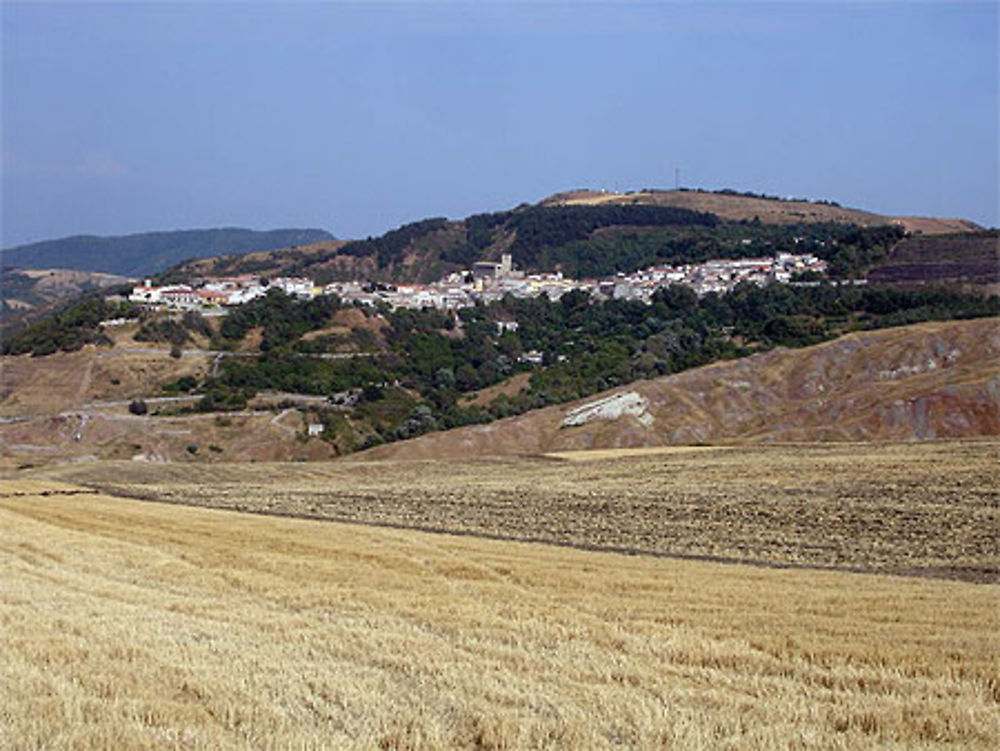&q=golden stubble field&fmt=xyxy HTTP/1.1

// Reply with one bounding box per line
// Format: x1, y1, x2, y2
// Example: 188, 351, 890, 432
48, 441, 1000, 582
1, 475, 998, 750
